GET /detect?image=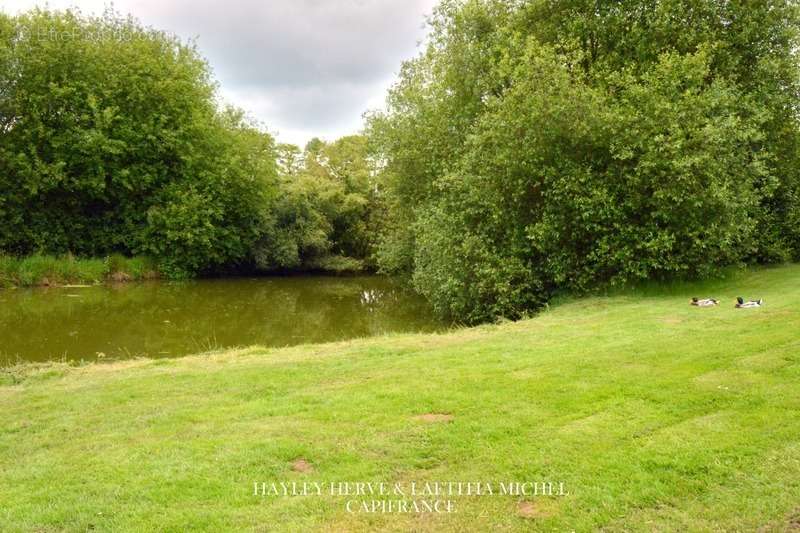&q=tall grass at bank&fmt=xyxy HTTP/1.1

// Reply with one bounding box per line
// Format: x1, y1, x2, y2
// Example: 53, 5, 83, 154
0, 254, 159, 288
